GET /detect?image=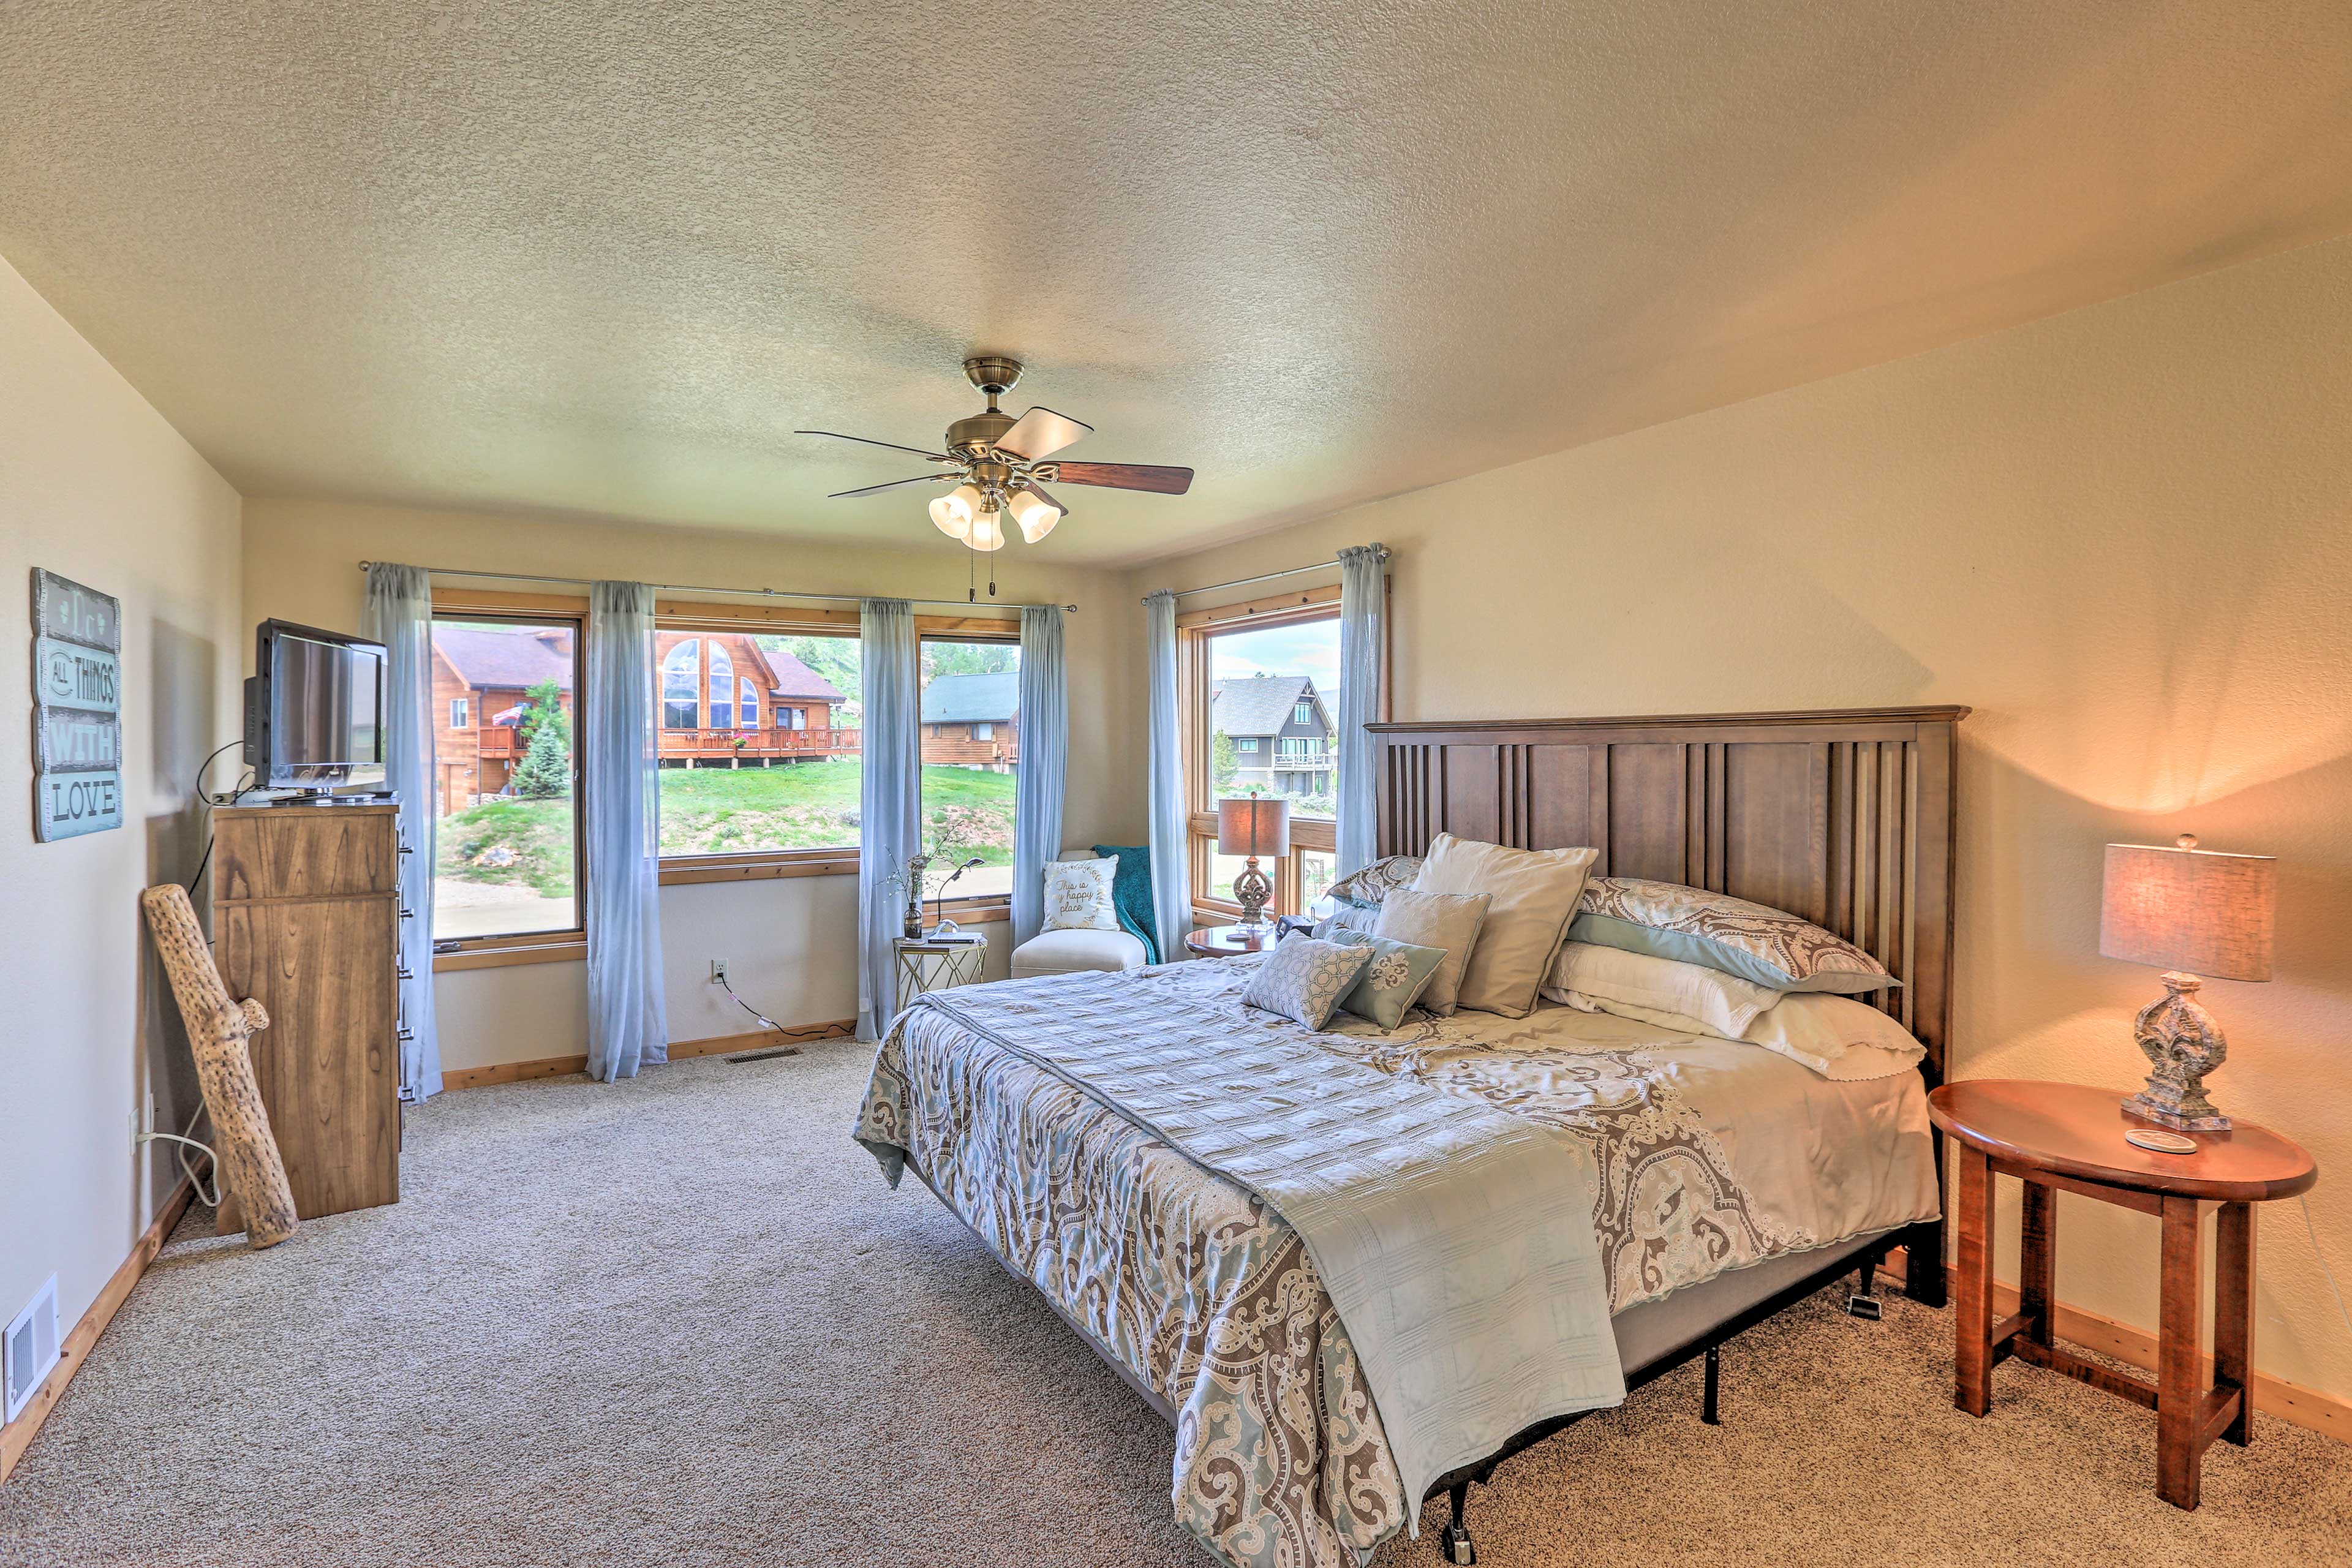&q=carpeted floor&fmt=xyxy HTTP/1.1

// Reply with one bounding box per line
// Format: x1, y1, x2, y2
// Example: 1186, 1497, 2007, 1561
4, 1039, 2348, 1567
